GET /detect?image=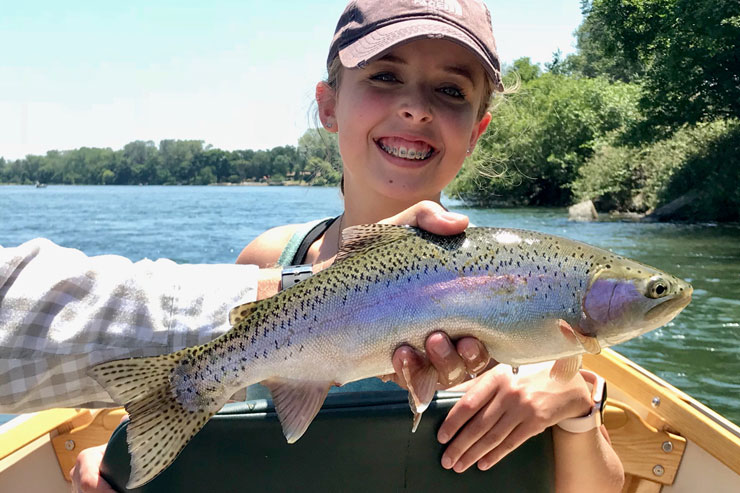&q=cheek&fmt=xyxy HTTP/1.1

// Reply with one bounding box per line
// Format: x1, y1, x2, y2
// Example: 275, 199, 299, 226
338, 88, 390, 121
436, 106, 477, 146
